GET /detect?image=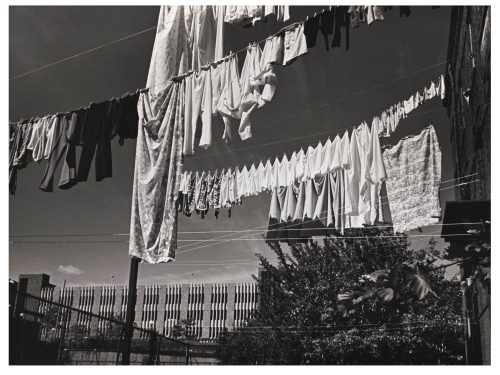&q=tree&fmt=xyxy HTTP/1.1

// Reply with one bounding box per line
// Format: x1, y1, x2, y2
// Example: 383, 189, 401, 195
216, 227, 464, 365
